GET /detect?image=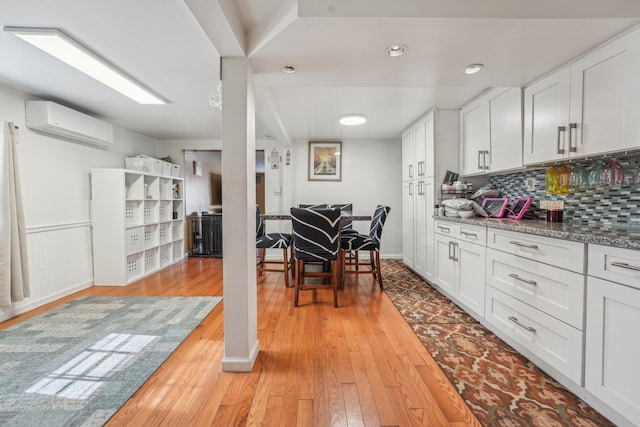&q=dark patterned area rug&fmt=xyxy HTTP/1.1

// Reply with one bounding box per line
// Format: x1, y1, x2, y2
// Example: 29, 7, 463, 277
381, 259, 613, 427
0, 296, 221, 426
